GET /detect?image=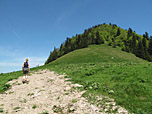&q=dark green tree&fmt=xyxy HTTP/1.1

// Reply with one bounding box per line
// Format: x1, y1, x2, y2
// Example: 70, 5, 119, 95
116, 28, 121, 36
131, 33, 137, 54
91, 33, 95, 44
64, 37, 71, 54
59, 43, 64, 57
96, 31, 101, 44
148, 36, 152, 55
137, 40, 144, 58
76, 35, 81, 49
143, 32, 149, 40
127, 28, 133, 38
142, 37, 148, 59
